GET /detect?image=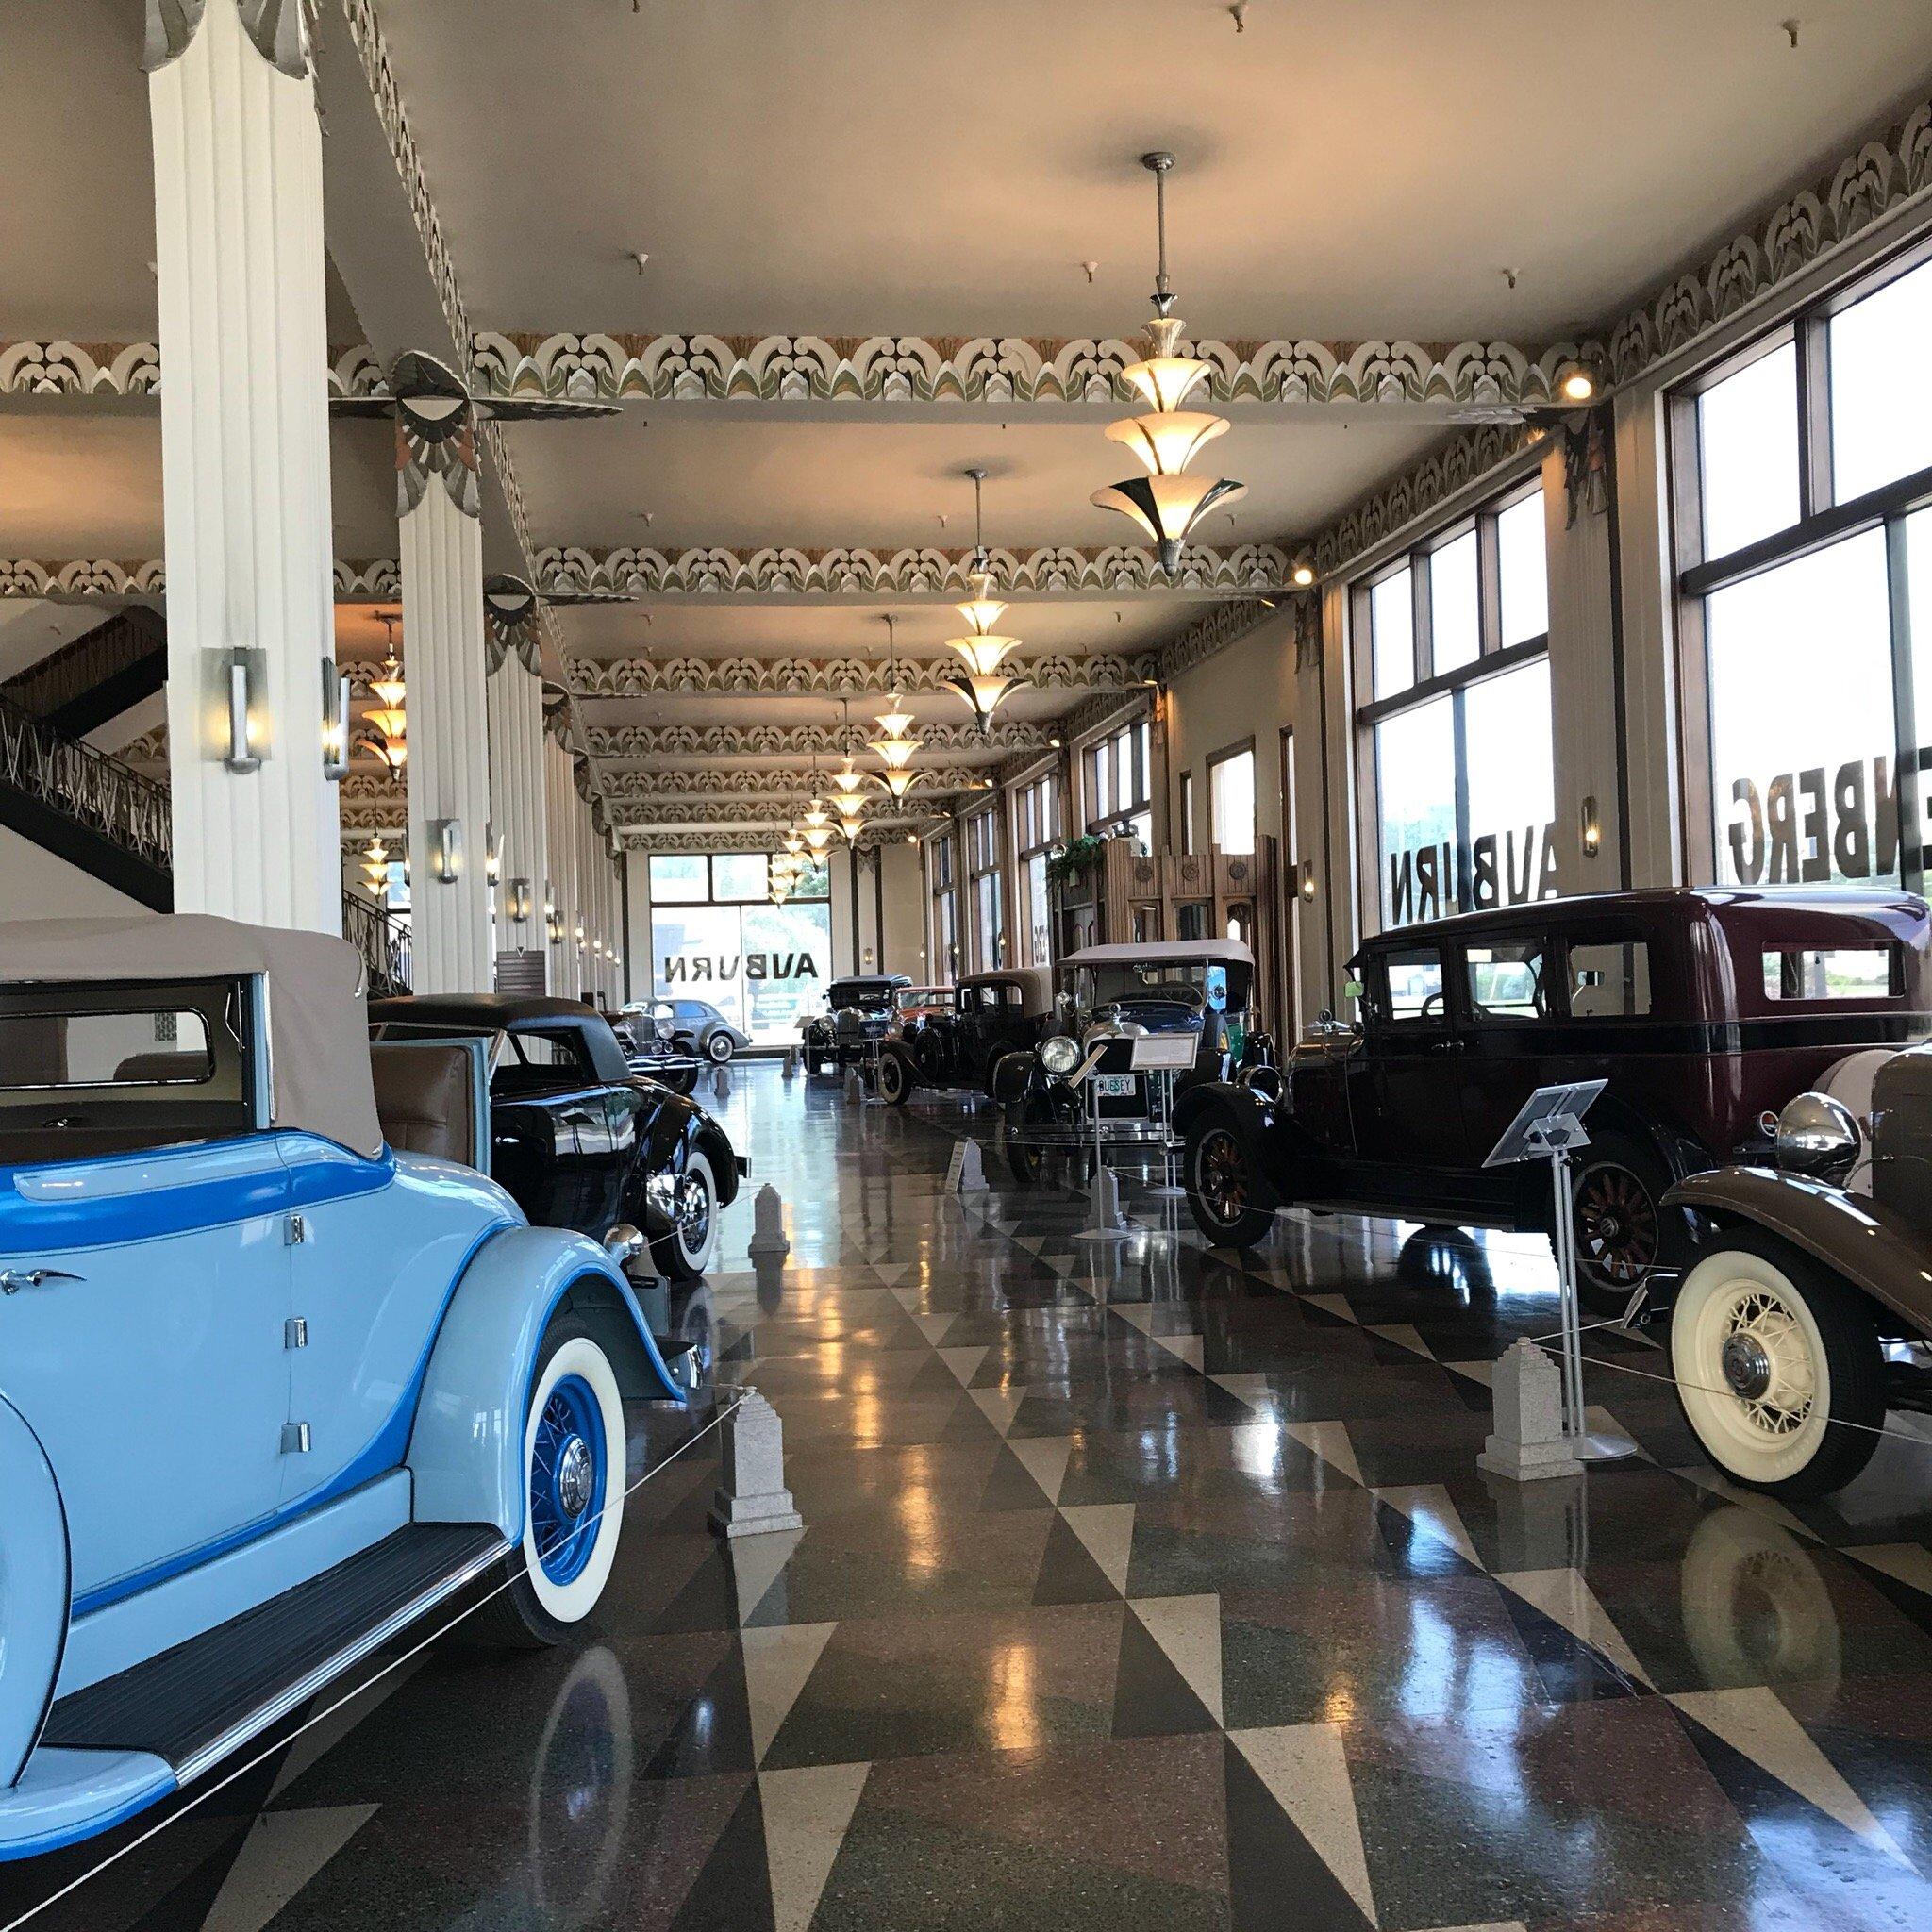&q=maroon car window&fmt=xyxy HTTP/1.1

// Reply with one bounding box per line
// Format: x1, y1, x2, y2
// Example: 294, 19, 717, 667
1465, 941, 1548, 1023
1760, 946, 1897, 1001
1567, 941, 1653, 1017
1381, 948, 1446, 1023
